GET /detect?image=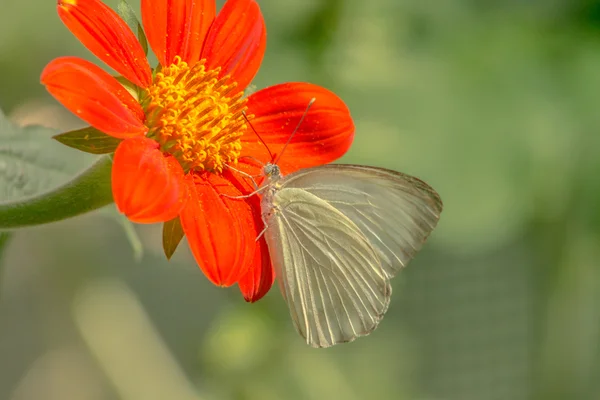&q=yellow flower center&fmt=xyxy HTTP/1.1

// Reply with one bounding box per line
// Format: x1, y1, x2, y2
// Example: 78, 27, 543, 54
143, 56, 248, 173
